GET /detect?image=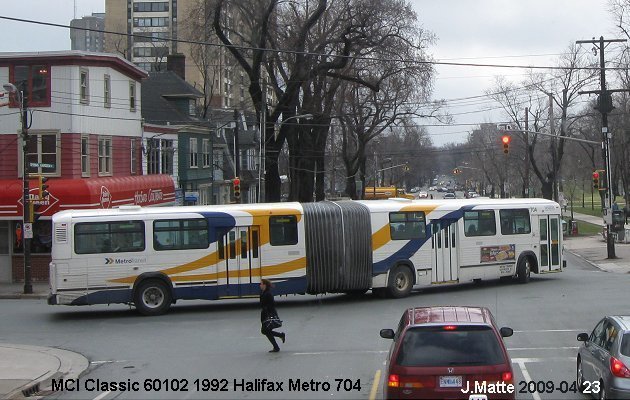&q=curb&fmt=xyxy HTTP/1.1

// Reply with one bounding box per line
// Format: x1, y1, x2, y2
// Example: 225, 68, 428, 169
0, 294, 48, 300
2, 345, 89, 400
565, 249, 607, 272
